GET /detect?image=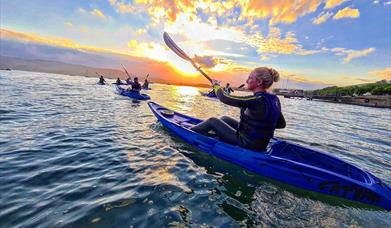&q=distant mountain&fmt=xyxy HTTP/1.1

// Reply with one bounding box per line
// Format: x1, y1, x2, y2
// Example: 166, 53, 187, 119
0, 56, 213, 87
0, 55, 128, 78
